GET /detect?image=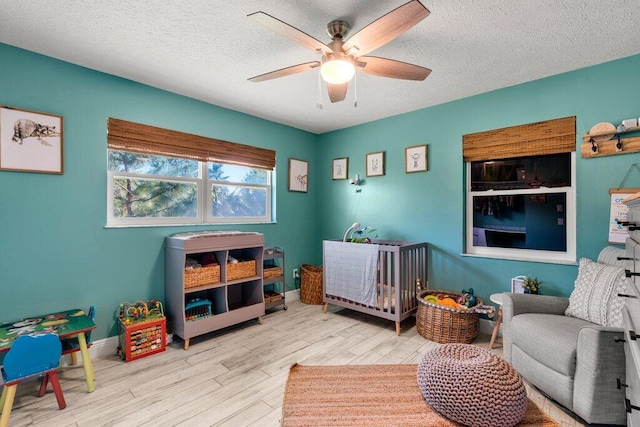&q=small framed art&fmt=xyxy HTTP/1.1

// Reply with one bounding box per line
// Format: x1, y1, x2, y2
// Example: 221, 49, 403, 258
288, 158, 308, 192
366, 151, 385, 177
0, 106, 64, 174
511, 275, 526, 293
332, 157, 348, 180
405, 144, 428, 173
